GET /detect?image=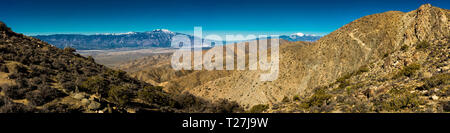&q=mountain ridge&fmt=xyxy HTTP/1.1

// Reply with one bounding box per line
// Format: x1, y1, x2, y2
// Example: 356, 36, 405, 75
116, 4, 449, 112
